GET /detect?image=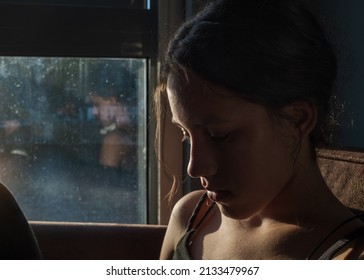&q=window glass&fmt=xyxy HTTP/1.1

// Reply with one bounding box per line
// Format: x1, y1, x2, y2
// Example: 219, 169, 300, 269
0, 57, 147, 223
